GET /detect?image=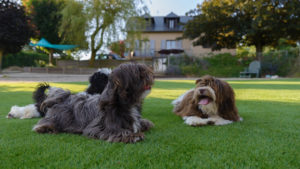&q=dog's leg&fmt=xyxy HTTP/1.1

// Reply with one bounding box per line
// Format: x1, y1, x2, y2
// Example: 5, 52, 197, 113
107, 130, 145, 143
208, 116, 233, 125
140, 119, 154, 132
33, 118, 57, 133
183, 116, 214, 126
22, 109, 33, 119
